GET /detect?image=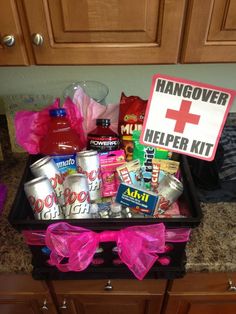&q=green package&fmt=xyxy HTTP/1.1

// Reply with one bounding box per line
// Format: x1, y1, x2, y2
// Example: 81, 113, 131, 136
132, 130, 170, 189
